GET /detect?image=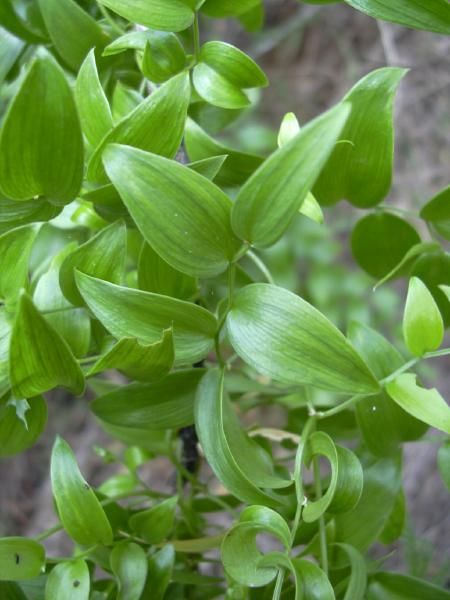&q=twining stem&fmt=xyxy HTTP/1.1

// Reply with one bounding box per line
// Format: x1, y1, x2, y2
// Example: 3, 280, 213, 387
193, 12, 201, 61
313, 455, 328, 575
247, 250, 275, 284
273, 416, 317, 600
